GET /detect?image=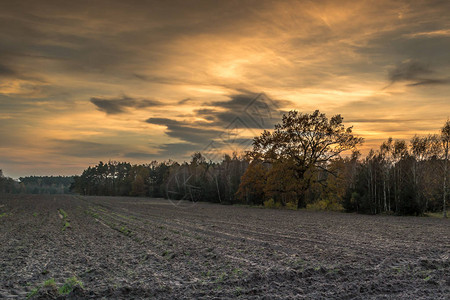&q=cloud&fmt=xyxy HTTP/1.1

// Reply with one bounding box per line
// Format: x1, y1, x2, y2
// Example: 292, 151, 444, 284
389, 61, 431, 82
145, 118, 182, 126
388, 60, 450, 87
404, 29, 450, 38
154, 142, 203, 159
178, 98, 191, 105
146, 91, 288, 146
0, 64, 16, 77
143, 92, 290, 160
90, 95, 163, 114
407, 78, 450, 86
146, 117, 222, 144
197, 92, 290, 129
